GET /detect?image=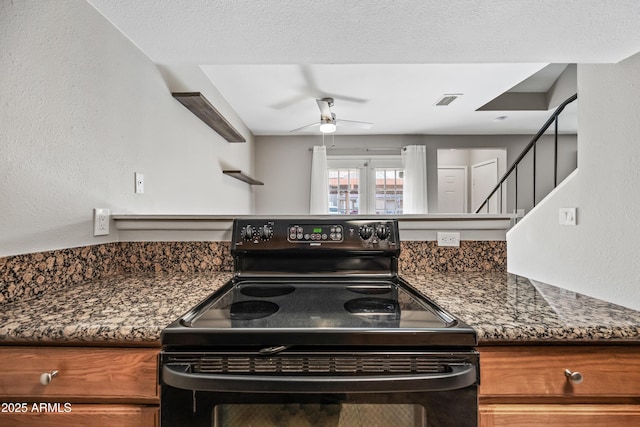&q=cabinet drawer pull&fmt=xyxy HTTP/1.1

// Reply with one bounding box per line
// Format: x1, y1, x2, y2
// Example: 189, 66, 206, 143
39, 370, 58, 385
564, 369, 583, 384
